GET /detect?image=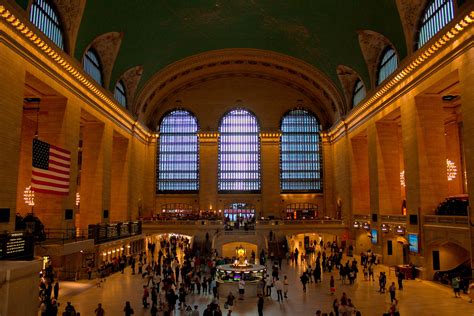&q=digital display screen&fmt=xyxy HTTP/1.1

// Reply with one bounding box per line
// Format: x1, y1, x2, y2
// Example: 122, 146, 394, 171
371, 229, 378, 244
408, 234, 419, 253
233, 274, 241, 281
